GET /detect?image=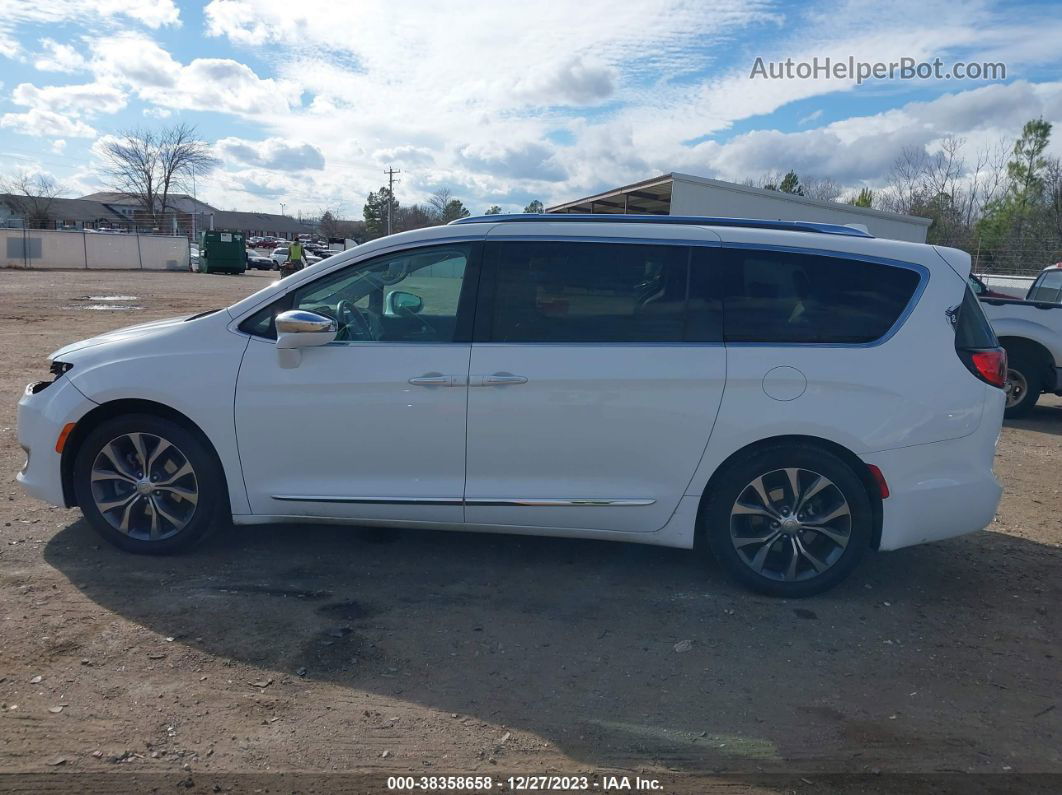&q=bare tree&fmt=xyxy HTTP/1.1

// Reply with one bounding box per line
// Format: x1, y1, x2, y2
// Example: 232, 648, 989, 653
0, 172, 65, 229
802, 176, 843, 203
428, 189, 453, 220
101, 124, 218, 231
317, 209, 342, 239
